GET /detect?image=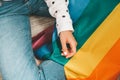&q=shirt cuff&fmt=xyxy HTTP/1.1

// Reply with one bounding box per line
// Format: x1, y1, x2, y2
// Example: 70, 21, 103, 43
56, 22, 74, 35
